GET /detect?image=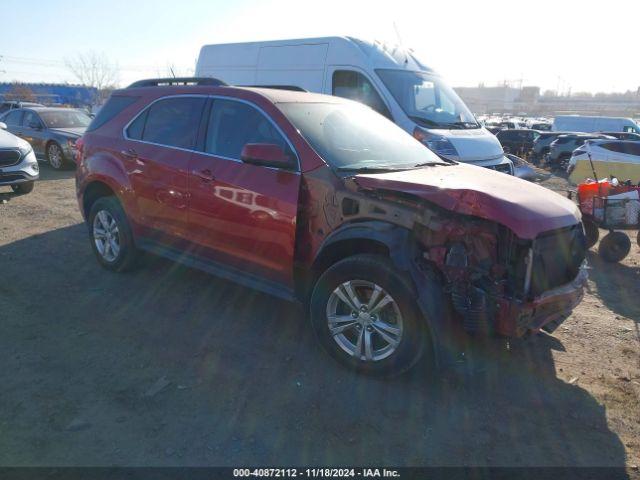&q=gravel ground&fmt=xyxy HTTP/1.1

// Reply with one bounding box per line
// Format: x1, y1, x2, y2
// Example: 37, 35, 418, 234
0, 164, 638, 472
